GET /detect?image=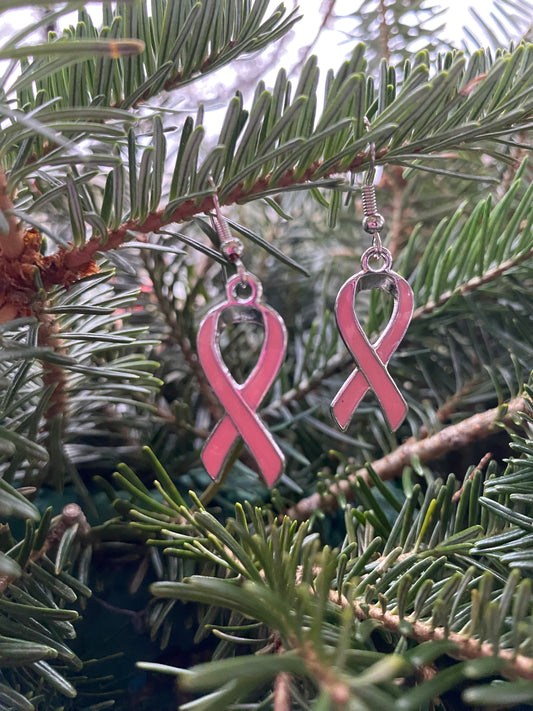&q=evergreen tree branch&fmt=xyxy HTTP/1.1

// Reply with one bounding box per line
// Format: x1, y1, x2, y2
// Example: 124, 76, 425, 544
4, 41, 533, 323
0, 503, 88, 595
273, 671, 291, 711
413, 243, 533, 319
287, 396, 525, 520
335, 591, 533, 680
0, 150, 375, 322
9, 2, 300, 115
64, 149, 373, 270
378, 0, 392, 63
